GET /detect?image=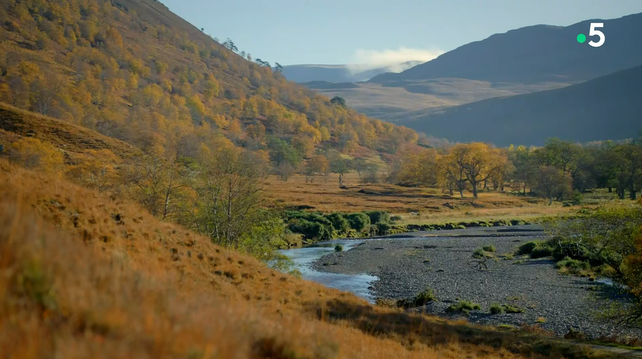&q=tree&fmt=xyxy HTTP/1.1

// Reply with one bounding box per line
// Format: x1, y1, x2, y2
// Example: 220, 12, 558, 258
536, 138, 582, 175
67, 149, 119, 193
7, 137, 64, 175
532, 165, 572, 205
190, 147, 268, 248
268, 137, 301, 169
222, 38, 238, 52
612, 144, 642, 200
274, 62, 283, 73
305, 154, 329, 181
508, 145, 537, 195
438, 153, 467, 197
330, 96, 346, 107
445, 143, 506, 198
